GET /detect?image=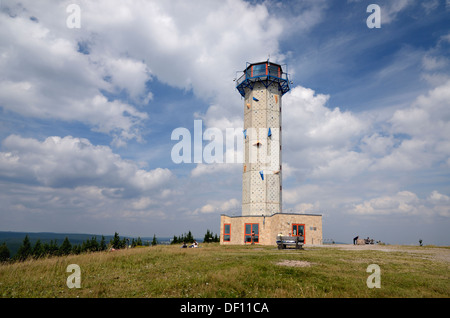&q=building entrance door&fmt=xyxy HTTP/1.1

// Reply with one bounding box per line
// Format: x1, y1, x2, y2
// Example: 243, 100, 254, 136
292, 224, 305, 243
